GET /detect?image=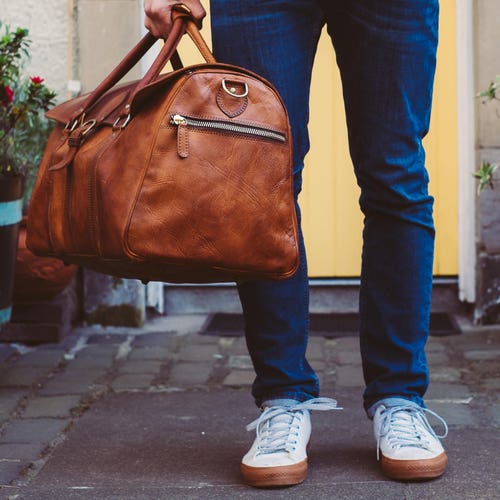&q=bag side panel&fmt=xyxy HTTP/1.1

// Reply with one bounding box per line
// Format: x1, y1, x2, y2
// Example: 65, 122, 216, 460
126, 70, 299, 278
26, 126, 68, 255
